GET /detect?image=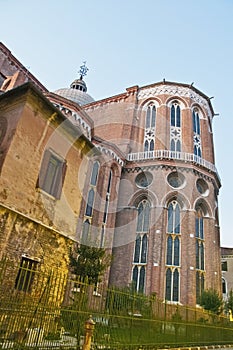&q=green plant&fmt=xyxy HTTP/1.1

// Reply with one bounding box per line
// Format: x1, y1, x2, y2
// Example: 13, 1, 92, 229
199, 289, 223, 314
